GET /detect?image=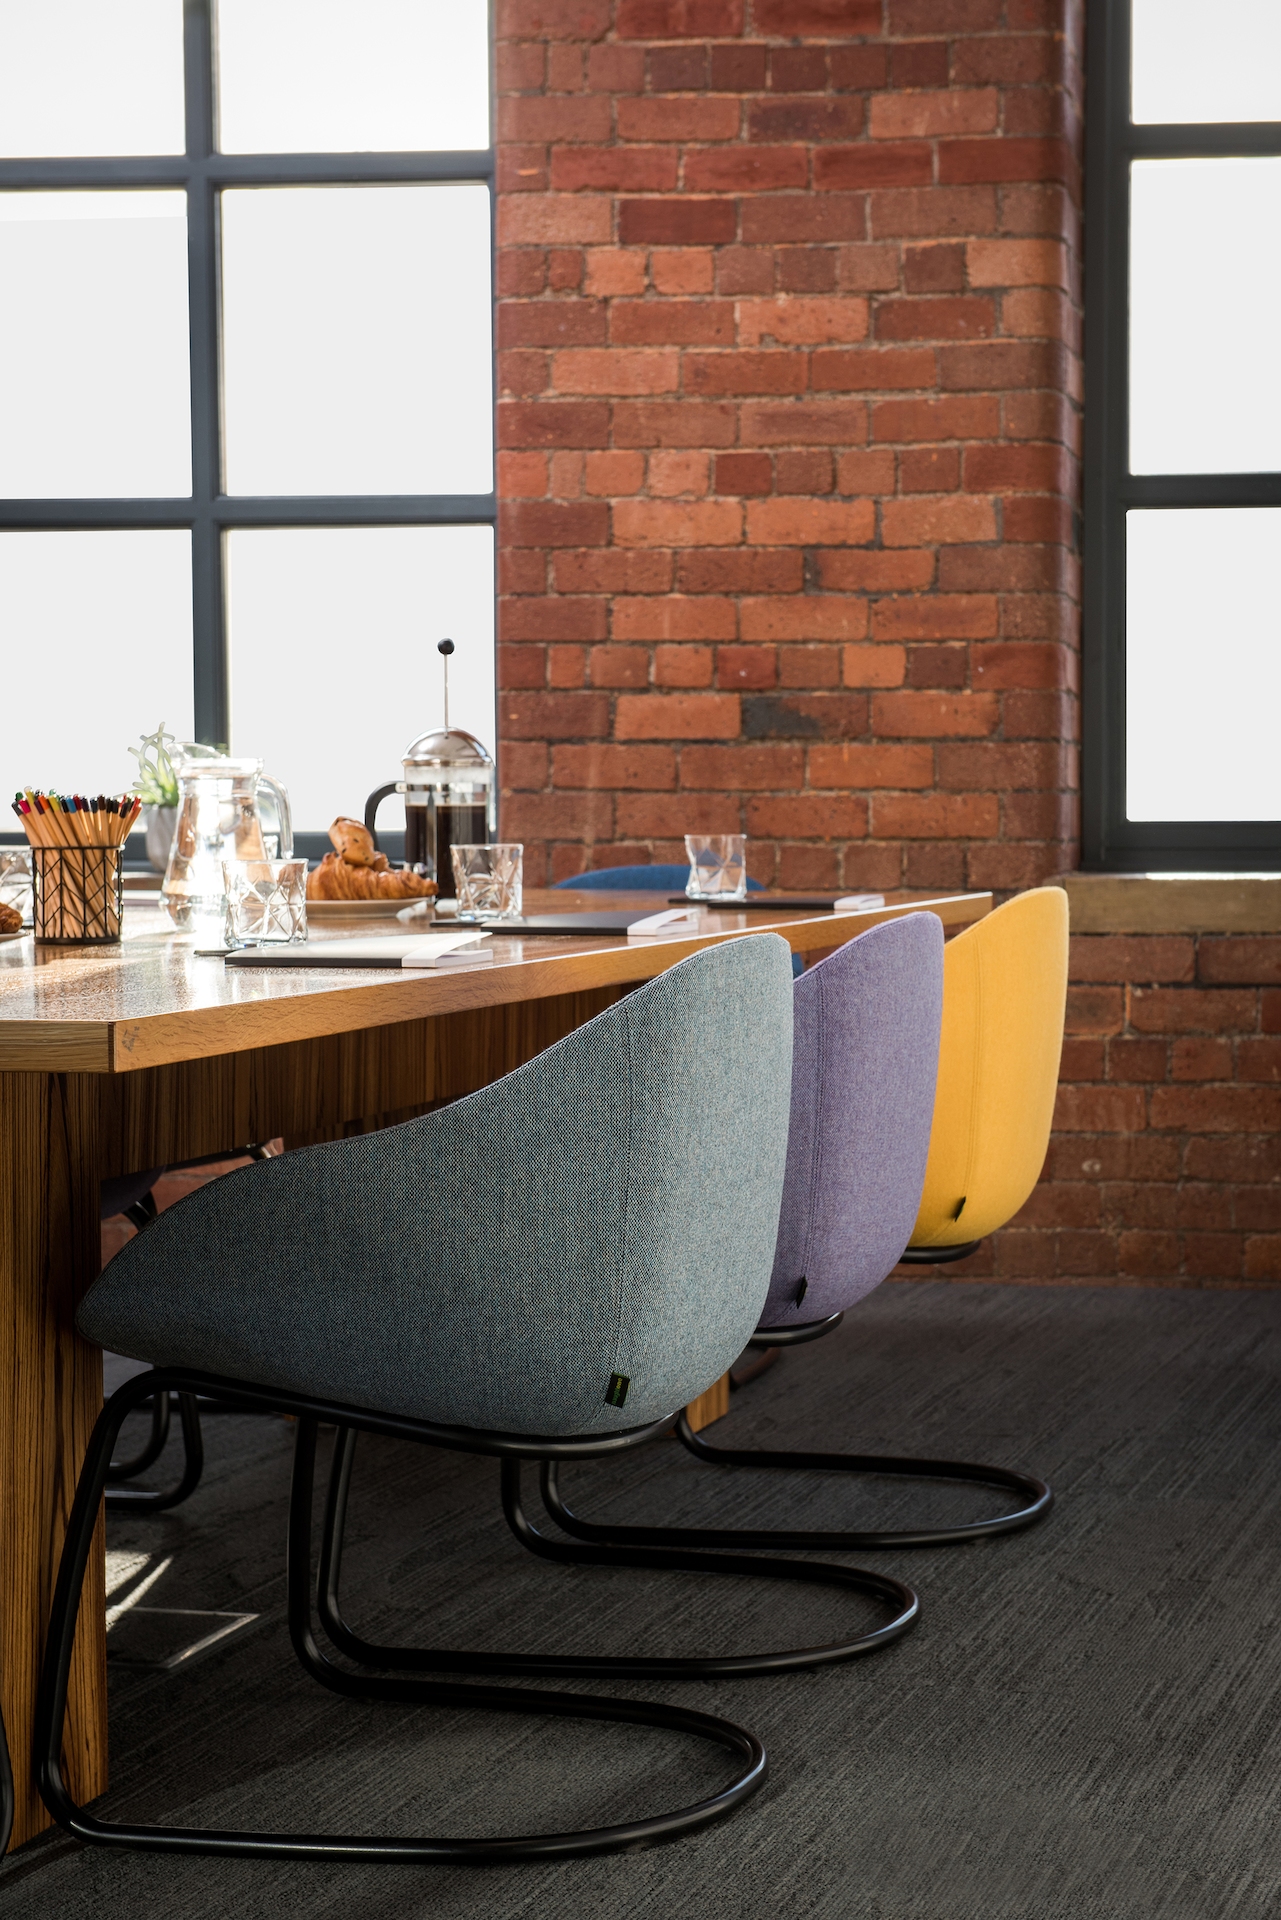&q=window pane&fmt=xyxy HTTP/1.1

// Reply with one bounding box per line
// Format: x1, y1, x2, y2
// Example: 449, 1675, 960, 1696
0, 0, 185, 157
0, 192, 191, 498
216, 0, 489, 154
225, 526, 495, 834
0, 532, 192, 798
1132, 0, 1281, 124
1127, 509, 1281, 822
220, 186, 493, 497
1129, 159, 1281, 475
